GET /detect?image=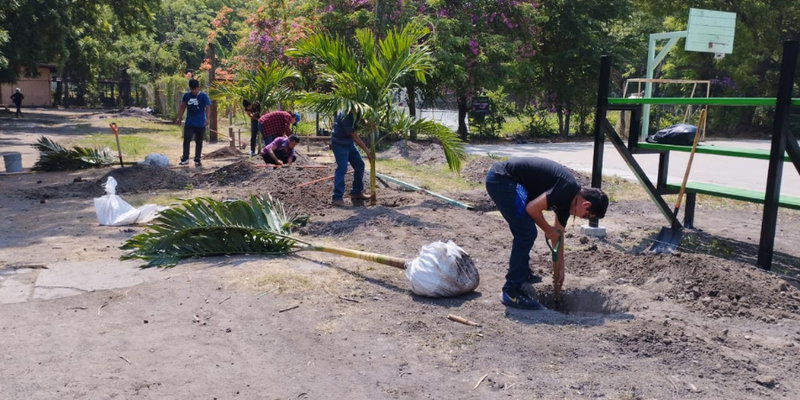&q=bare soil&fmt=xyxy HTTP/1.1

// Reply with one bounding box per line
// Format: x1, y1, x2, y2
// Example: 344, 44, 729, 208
2, 110, 800, 399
